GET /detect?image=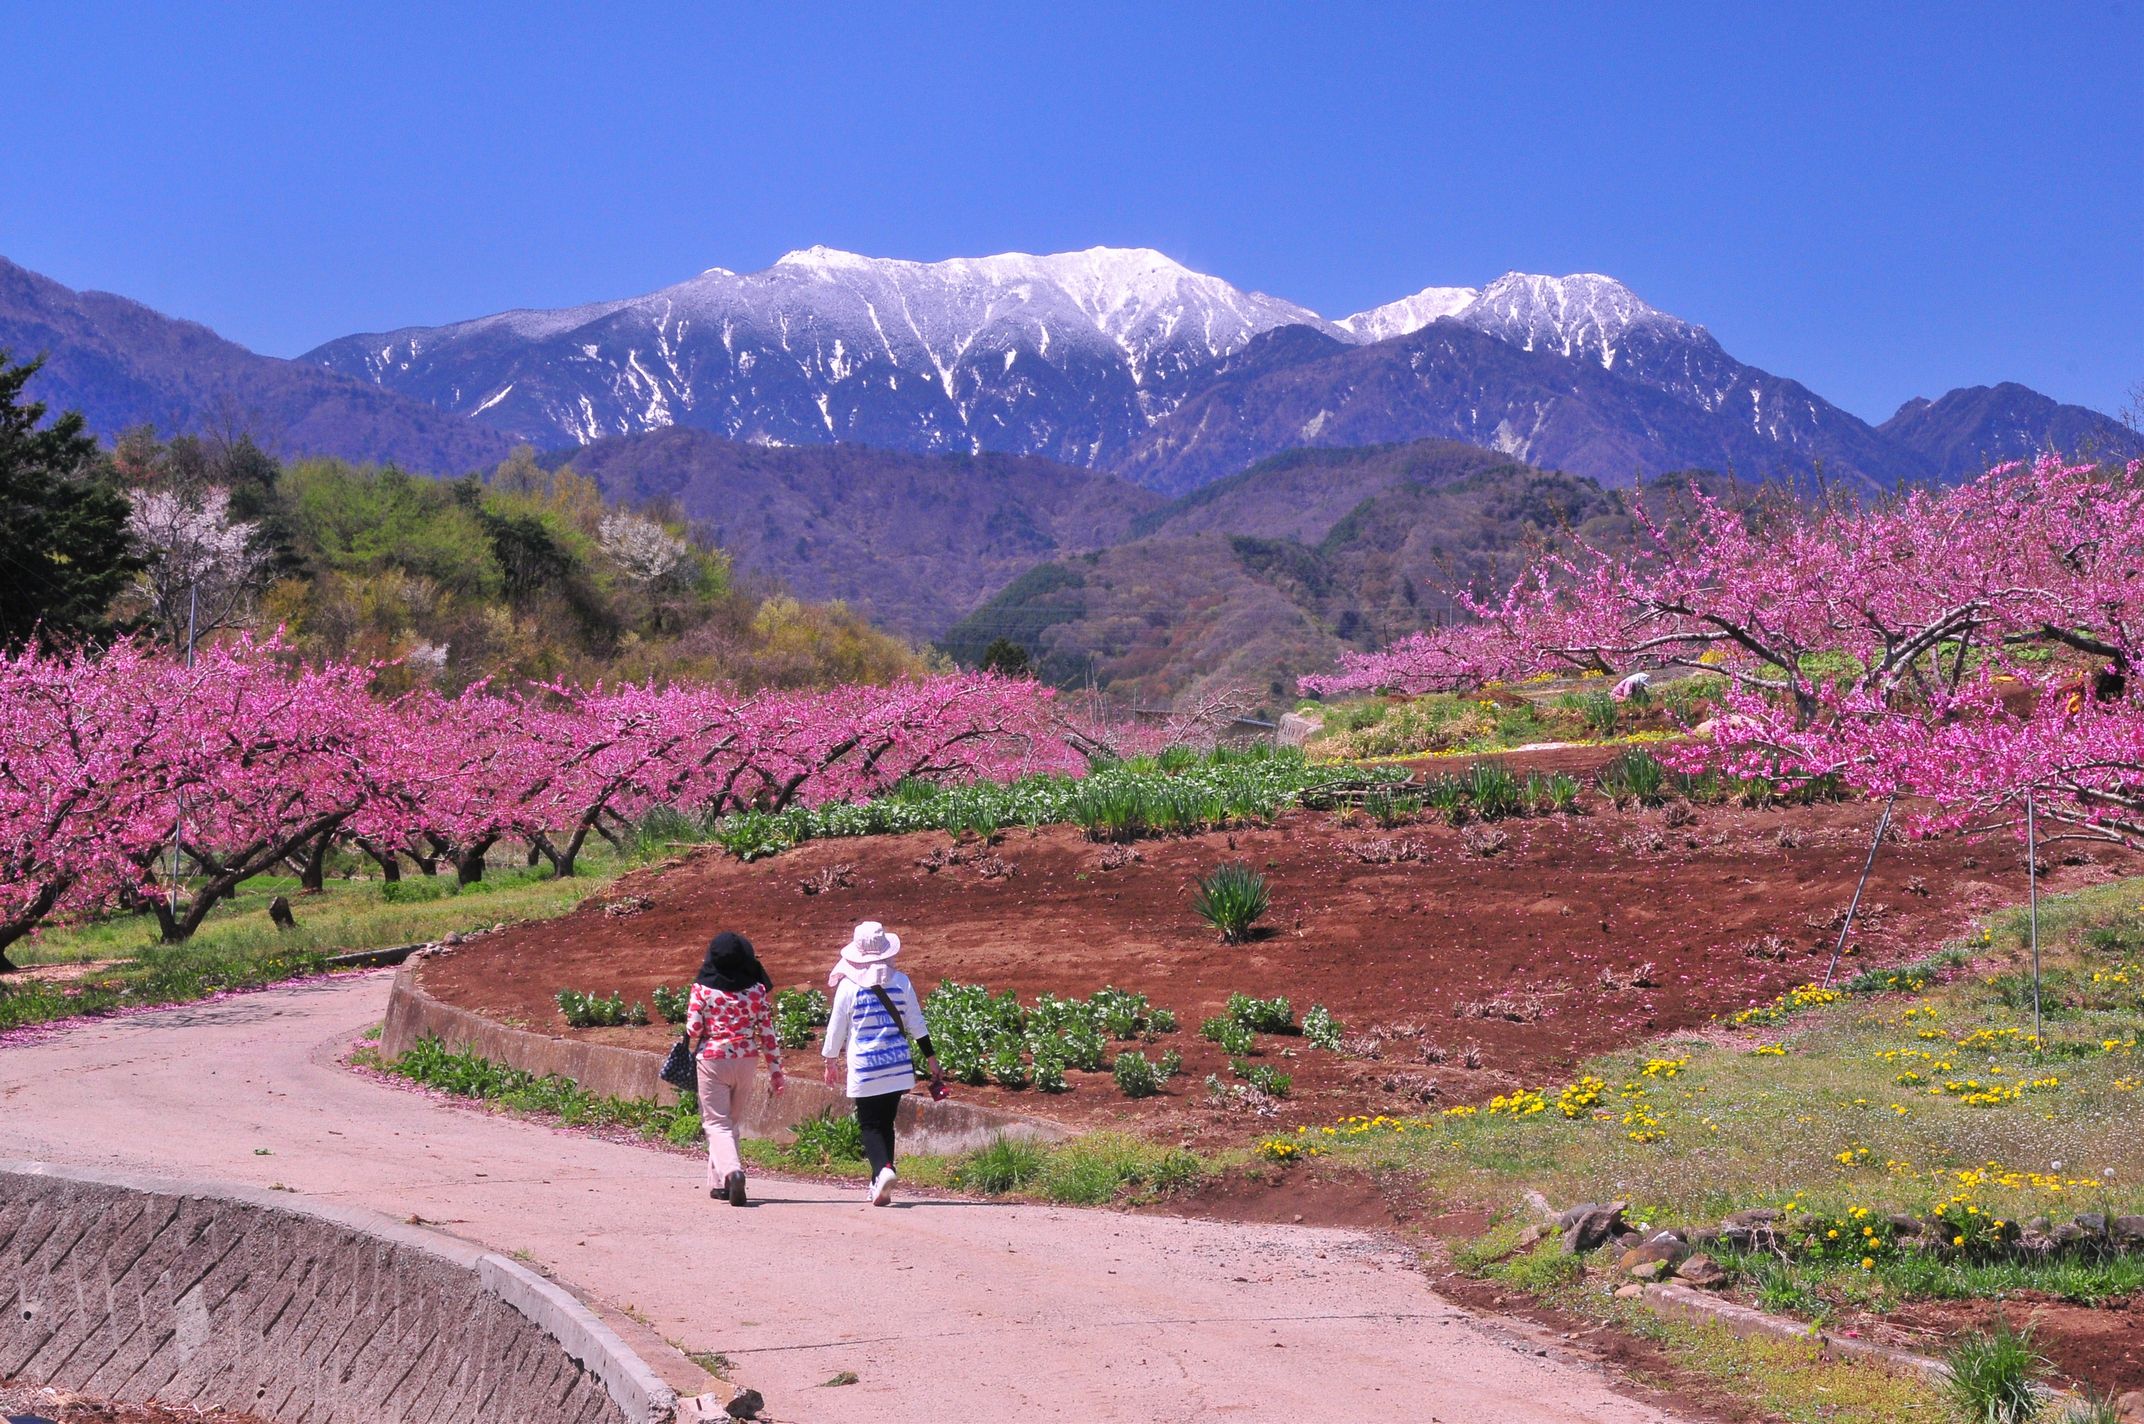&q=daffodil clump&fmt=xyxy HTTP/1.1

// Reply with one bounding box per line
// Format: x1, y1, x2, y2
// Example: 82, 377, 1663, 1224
1257, 1112, 1427, 1160
1728, 983, 1843, 1028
